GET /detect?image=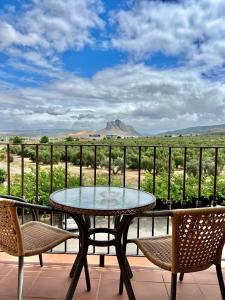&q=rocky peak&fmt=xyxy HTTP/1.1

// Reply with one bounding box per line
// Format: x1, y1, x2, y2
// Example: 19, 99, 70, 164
99, 119, 141, 137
